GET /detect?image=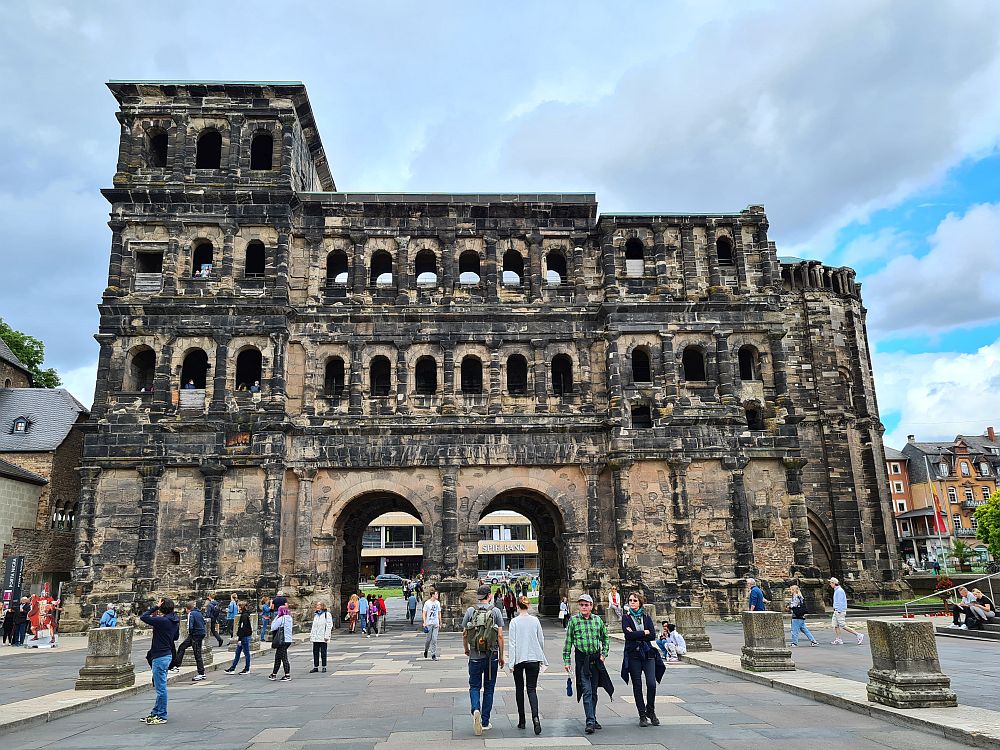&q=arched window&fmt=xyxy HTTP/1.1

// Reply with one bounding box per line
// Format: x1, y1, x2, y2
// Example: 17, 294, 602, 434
682, 346, 707, 382
503, 249, 524, 286
195, 130, 222, 169
235, 347, 263, 391
126, 347, 156, 391
192, 242, 214, 277
414, 356, 437, 394
738, 345, 760, 380
244, 241, 265, 277
545, 251, 567, 285
551, 354, 574, 396
506, 354, 528, 395
326, 251, 348, 285
370, 251, 393, 286
148, 130, 168, 168
631, 349, 651, 383
3, 379, 11, 388
415, 250, 438, 286
745, 403, 765, 430
370, 356, 391, 396
250, 132, 273, 170
459, 251, 481, 285
716, 236, 735, 266
631, 405, 653, 429
461, 356, 483, 394
324, 357, 345, 397
624, 238, 645, 277
180, 349, 209, 389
